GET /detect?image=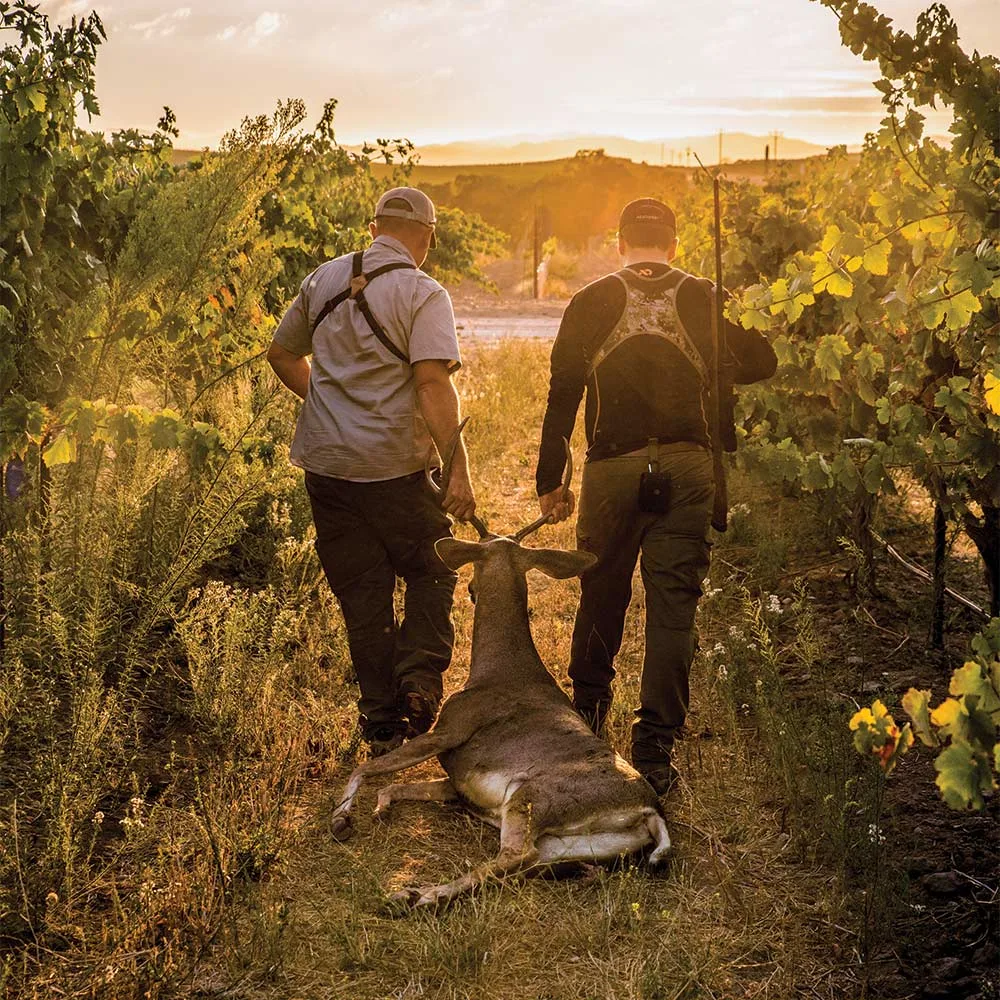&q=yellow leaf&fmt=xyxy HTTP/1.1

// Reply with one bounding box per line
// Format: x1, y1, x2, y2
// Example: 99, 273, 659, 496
984, 374, 1000, 416
929, 698, 965, 729
850, 707, 875, 730
919, 214, 951, 234
826, 271, 854, 298
863, 242, 890, 276
821, 225, 842, 254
